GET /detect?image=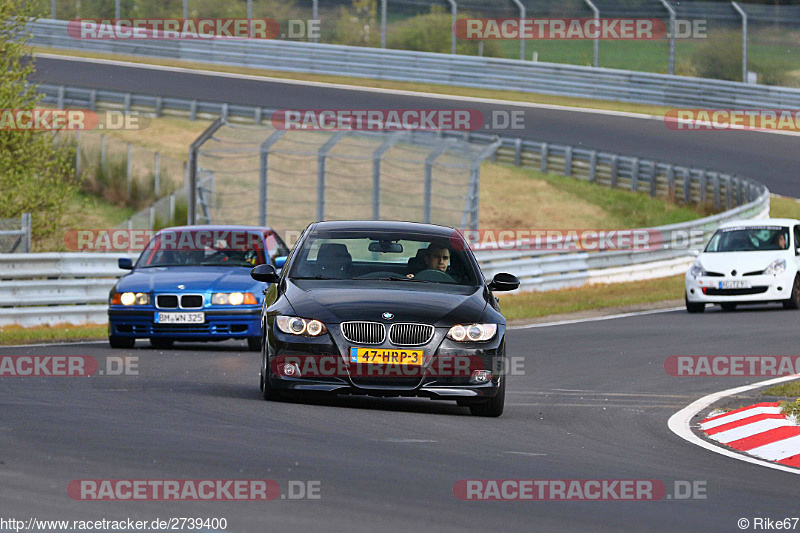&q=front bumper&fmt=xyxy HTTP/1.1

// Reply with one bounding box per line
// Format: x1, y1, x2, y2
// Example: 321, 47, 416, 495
266, 324, 505, 399
108, 307, 261, 340
685, 271, 795, 304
